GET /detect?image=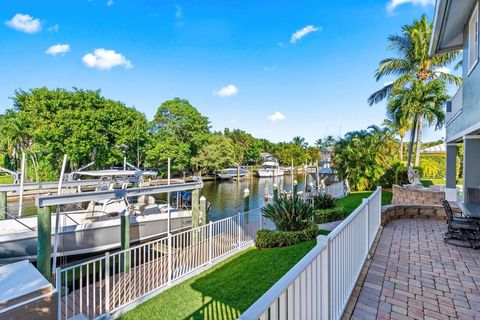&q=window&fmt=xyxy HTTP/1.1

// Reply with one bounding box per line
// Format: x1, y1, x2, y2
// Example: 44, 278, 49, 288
468, 2, 479, 75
